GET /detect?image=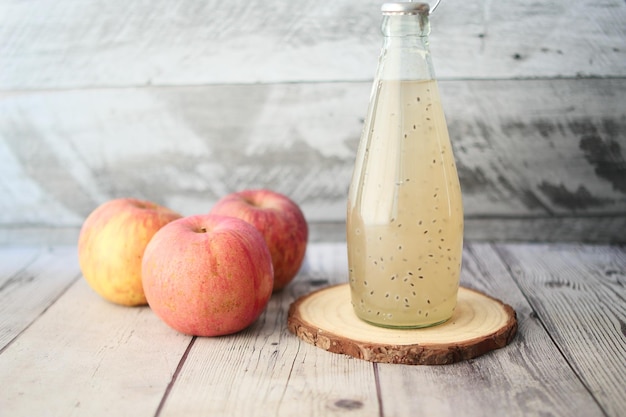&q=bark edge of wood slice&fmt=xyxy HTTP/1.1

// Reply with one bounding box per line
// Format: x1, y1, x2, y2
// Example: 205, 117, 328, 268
287, 284, 517, 365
